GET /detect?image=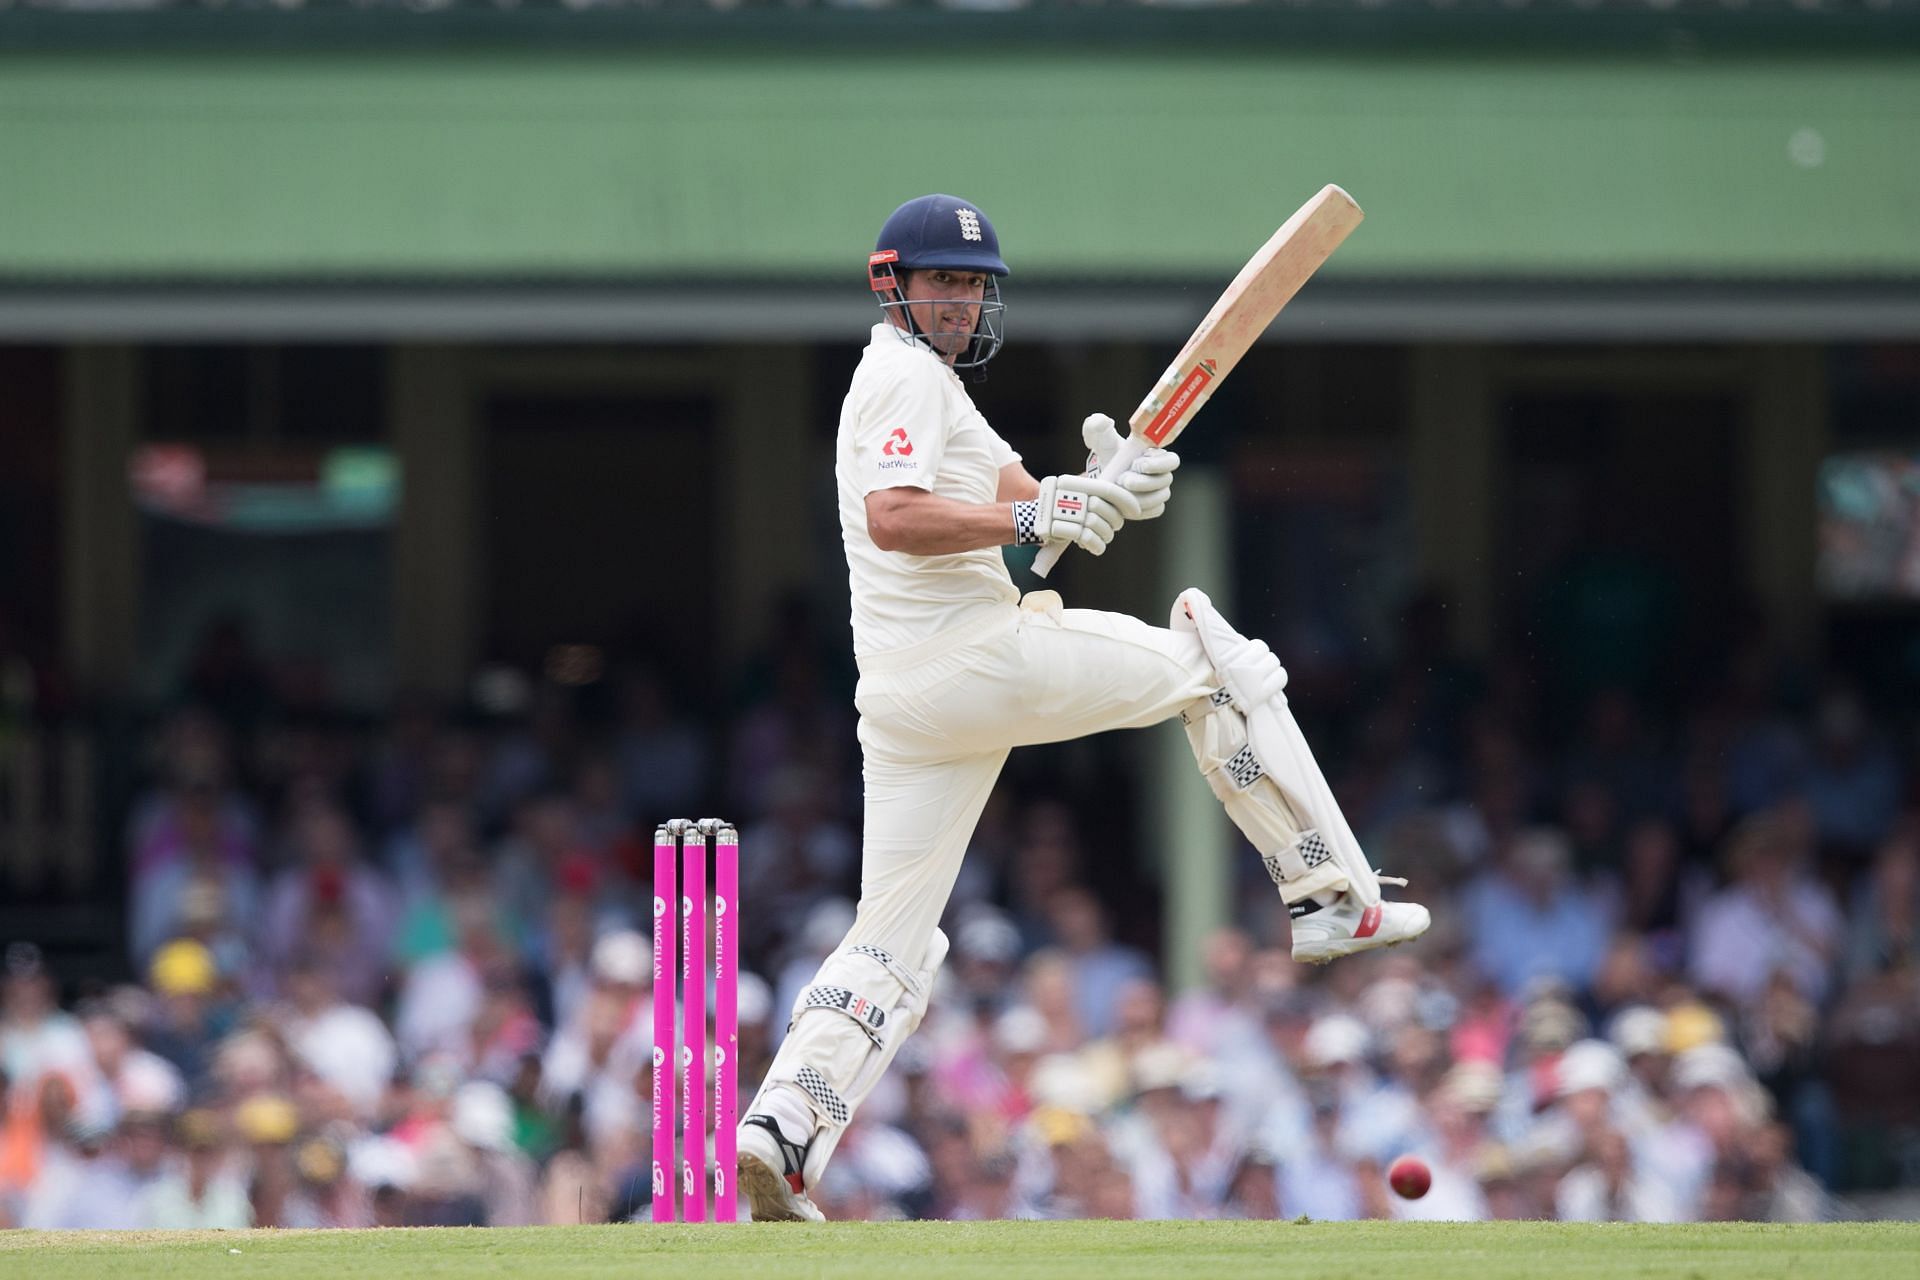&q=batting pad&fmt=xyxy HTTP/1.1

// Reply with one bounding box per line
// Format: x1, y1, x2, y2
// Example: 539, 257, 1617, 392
760, 929, 949, 1189
1172, 588, 1383, 910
